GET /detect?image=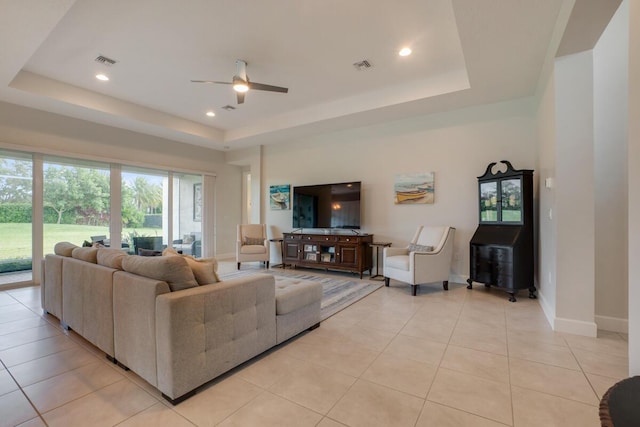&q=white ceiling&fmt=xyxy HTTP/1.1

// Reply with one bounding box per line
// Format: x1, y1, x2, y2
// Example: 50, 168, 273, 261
0, 0, 607, 152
